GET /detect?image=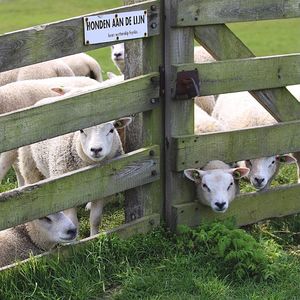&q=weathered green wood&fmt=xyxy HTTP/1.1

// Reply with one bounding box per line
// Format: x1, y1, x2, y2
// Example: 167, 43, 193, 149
164, 0, 195, 228
172, 184, 300, 227
0, 73, 159, 153
194, 24, 300, 122
0, 213, 160, 272
0, 146, 160, 231
123, 0, 163, 222
174, 54, 300, 98
173, 120, 300, 171
173, 0, 300, 27
0, 0, 160, 72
